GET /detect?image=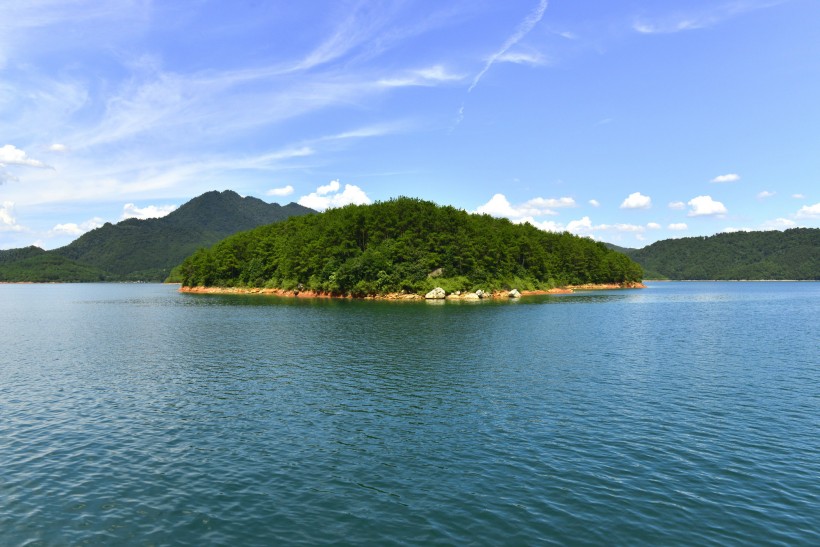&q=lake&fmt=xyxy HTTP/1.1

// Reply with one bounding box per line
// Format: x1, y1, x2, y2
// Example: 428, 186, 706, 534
1, 282, 818, 545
